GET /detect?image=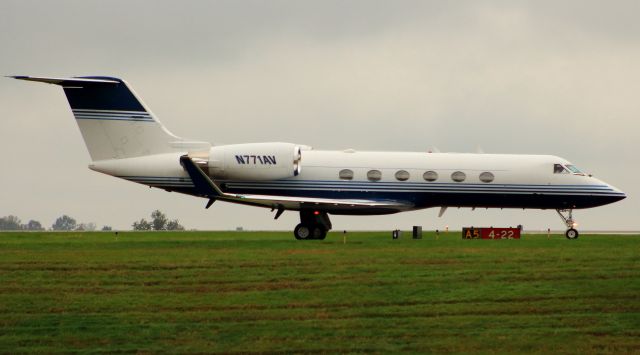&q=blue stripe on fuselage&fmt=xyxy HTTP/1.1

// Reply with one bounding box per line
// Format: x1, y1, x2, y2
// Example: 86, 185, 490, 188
118, 175, 622, 196
117, 176, 623, 209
